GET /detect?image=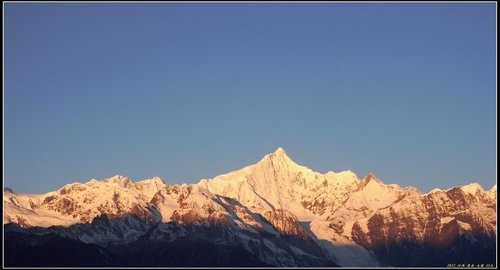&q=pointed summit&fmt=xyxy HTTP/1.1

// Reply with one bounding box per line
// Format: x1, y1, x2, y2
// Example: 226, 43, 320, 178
358, 172, 401, 192
274, 147, 287, 155
263, 147, 295, 165
363, 172, 380, 184
268, 147, 291, 160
